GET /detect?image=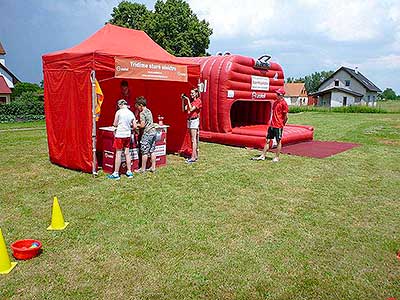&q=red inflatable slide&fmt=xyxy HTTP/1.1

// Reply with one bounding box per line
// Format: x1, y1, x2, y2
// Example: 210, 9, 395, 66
185, 54, 314, 149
